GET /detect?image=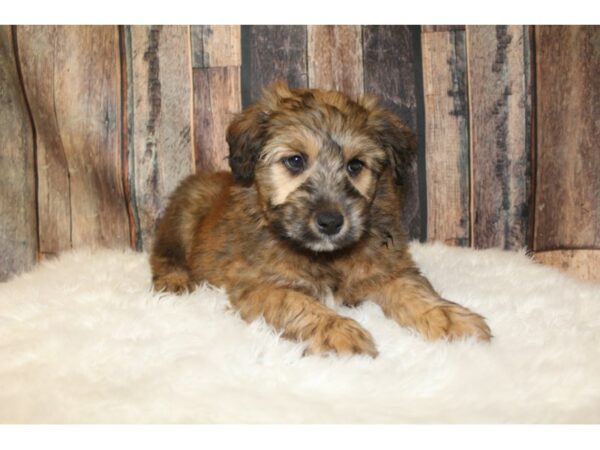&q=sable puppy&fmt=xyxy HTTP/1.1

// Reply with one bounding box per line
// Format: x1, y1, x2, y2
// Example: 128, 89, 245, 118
151, 81, 491, 357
